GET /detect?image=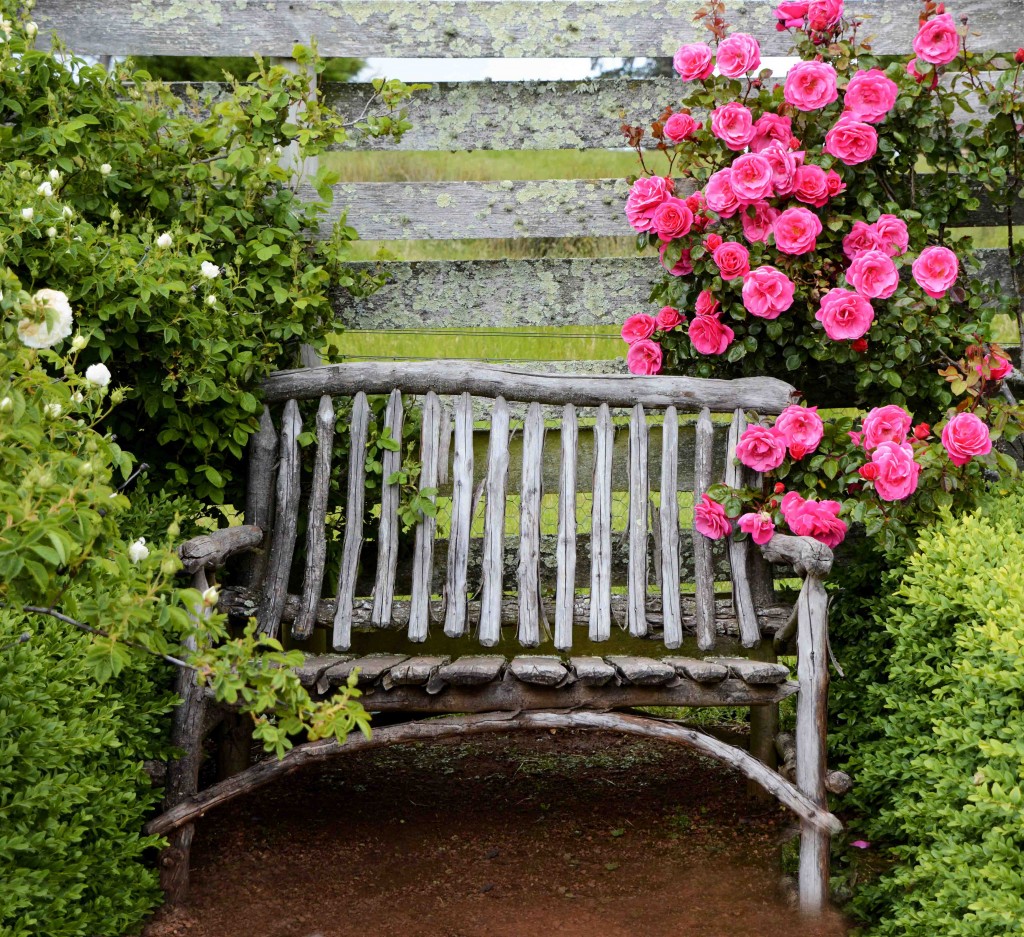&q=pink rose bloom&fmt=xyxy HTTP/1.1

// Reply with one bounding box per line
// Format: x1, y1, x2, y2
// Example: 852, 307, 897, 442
713, 241, 751, 281
913, 13, 960, 65
689, 313, 735, 356
750, 113, 794, 153
741, 265, 796, 319
625, 175, 673, 232
793, 164, 830, 207
694, 494, 732, 540
658, 241, 694, 276
825, 169, 846, 198
846, 249, 899, 300
705, 168, 740, 218
862, 404, 912, 451
741, 201, 779, 244
674, 43, 715, 81
655, 305, 684, 331
781, 493, 847, 548
912, 245, 959, 298
844, 69, 898, 123
651, 197, 694, 241
873, 214, 909, 256
774, 2, 809, 28
730, 153, 774, 202
695, 290, 720, 318
621, 313, 656, 344
870, 441, 922, 501
978, 353, 1014, 381
784, 61, 839, 111
762, 141, 801, 196
815, 287, 874, 340
941, 412, 992, 466
736, 425, 788, 472
824, 116, 878, 165
717, 33, 761, 77
773, 206, 823, 255
627, 338, 663, 375
664, 112, 701, 142
704, 233, 723, 252
711, 102, 755, 151
775, 405, 824, 457
843, 220, 882, 260
807, 0, 844, 32
738, 512, 776, 546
